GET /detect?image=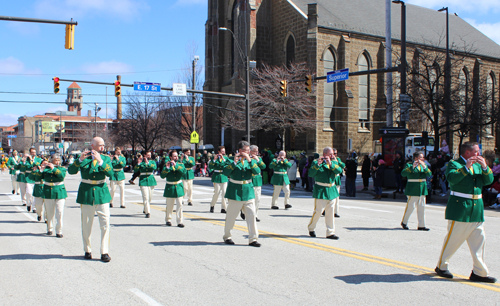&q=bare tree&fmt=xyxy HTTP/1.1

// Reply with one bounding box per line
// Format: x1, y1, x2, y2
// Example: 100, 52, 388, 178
220, 62, 316, 149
